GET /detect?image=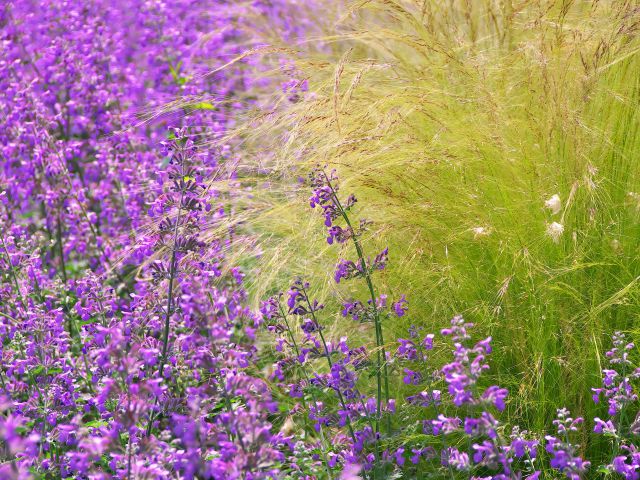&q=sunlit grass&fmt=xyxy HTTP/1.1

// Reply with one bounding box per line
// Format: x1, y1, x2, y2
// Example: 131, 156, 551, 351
220, 0, 640, 463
